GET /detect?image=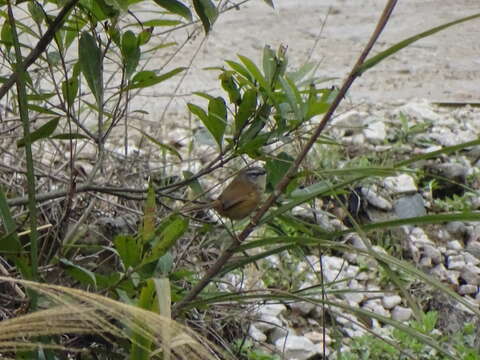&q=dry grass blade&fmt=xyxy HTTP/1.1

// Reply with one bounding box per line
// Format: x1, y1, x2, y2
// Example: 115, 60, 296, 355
0, 276, 224, 359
